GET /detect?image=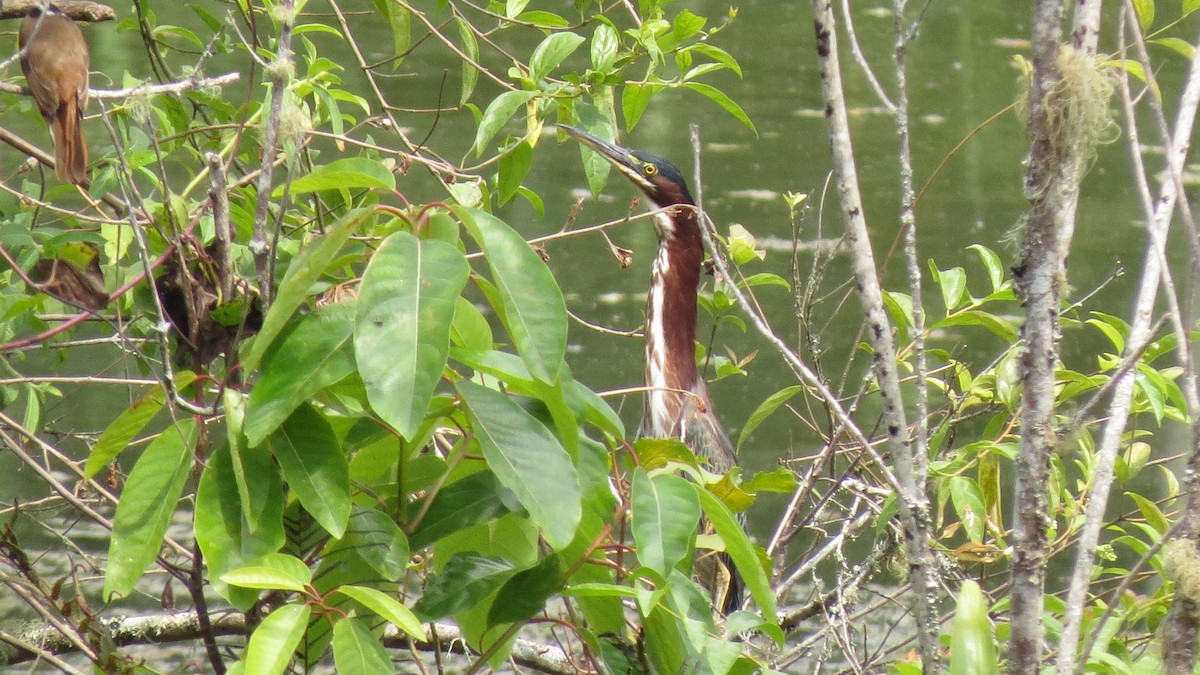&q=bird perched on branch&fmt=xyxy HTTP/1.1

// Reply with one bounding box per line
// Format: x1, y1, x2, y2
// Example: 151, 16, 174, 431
561, 124, 742, 615
19, 3, 90, 184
